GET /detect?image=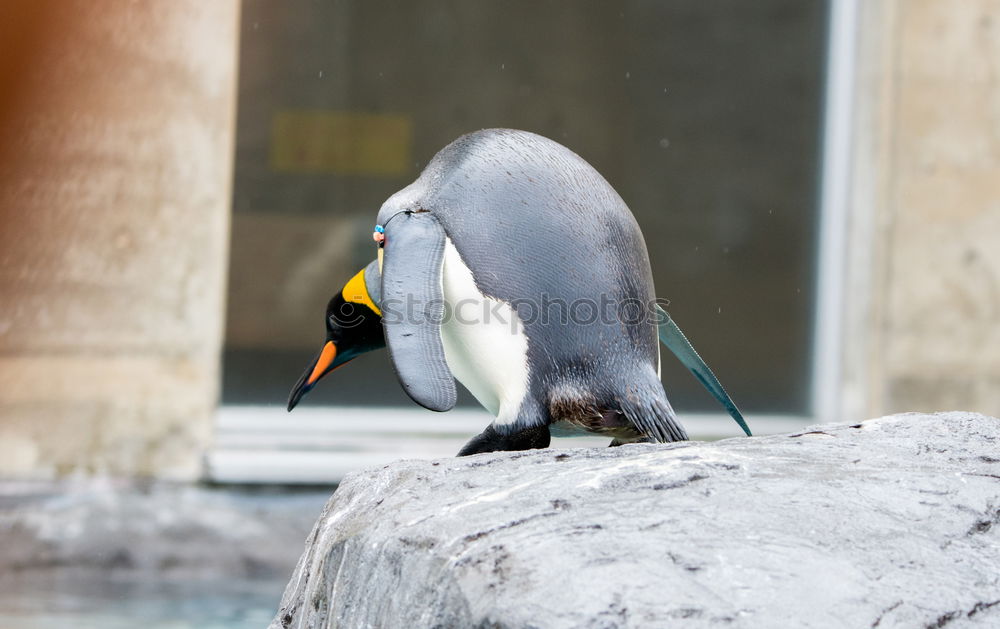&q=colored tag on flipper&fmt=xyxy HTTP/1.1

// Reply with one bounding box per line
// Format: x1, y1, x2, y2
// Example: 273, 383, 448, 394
654, 304, 752, 436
